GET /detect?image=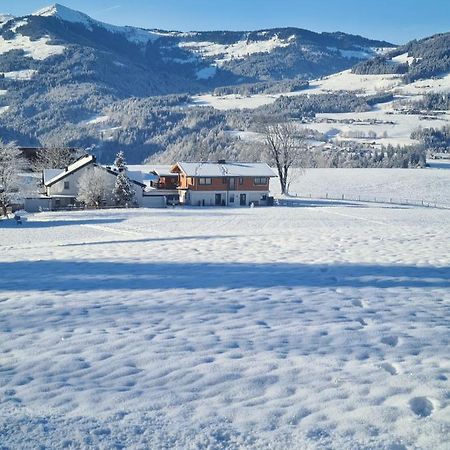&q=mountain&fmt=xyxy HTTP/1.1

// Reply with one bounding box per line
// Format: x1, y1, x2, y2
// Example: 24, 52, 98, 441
352, 31, 450, 83
3, 3, 443, 164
